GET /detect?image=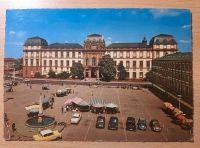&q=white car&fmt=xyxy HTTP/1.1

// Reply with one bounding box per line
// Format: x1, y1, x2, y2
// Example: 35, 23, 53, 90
71, 113, 81, 124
